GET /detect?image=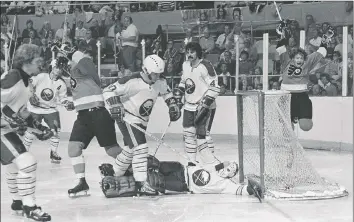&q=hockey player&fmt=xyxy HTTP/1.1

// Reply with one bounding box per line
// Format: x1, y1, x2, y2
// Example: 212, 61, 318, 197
100, 156, 263, 202
174, 42, 220, 164
276, 20, 329, 131
1, 44, 53, 221
102, 54, 181, 194
23, 59, 75, 163
61, 49, 124, 198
